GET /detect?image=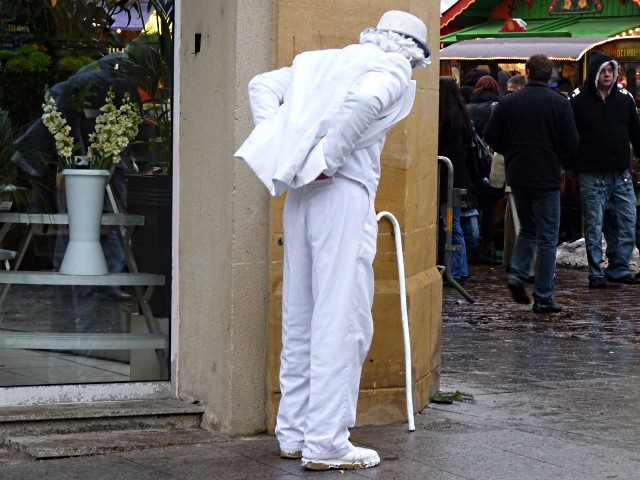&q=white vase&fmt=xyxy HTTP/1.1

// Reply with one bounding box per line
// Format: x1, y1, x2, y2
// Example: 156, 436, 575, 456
59, 169, 110, 275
